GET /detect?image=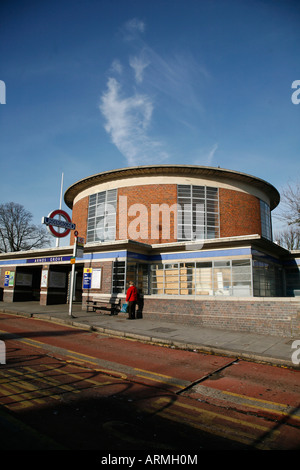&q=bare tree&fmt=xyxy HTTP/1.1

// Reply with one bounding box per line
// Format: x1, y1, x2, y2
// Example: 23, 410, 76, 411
275, 227, 300, 251
0, 202, 50, 252
276, 181, 300, 228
